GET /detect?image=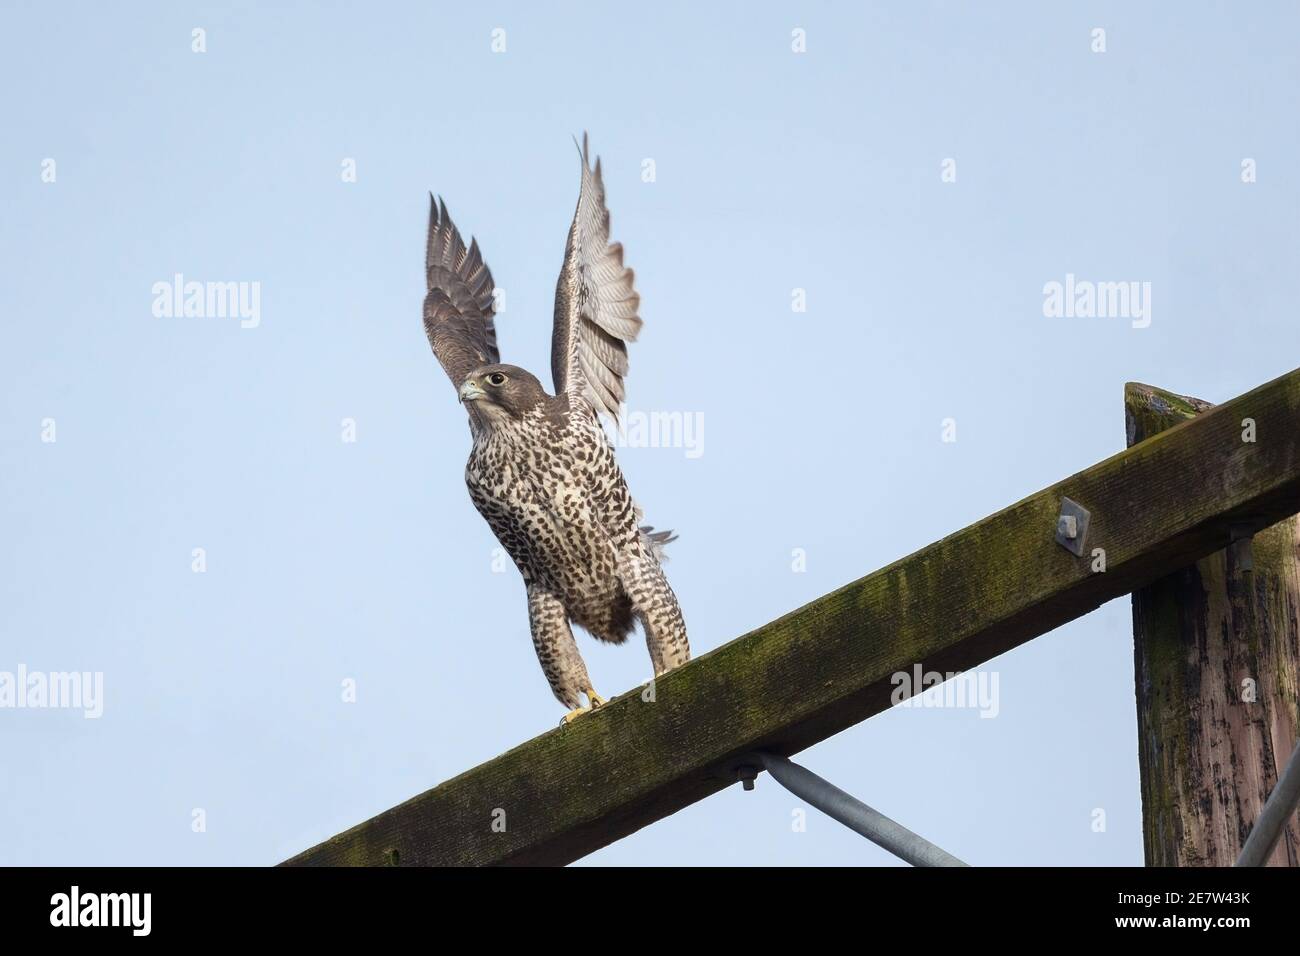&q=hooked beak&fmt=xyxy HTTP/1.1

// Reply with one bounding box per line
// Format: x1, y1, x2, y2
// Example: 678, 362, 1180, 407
458, 379, 486, 403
